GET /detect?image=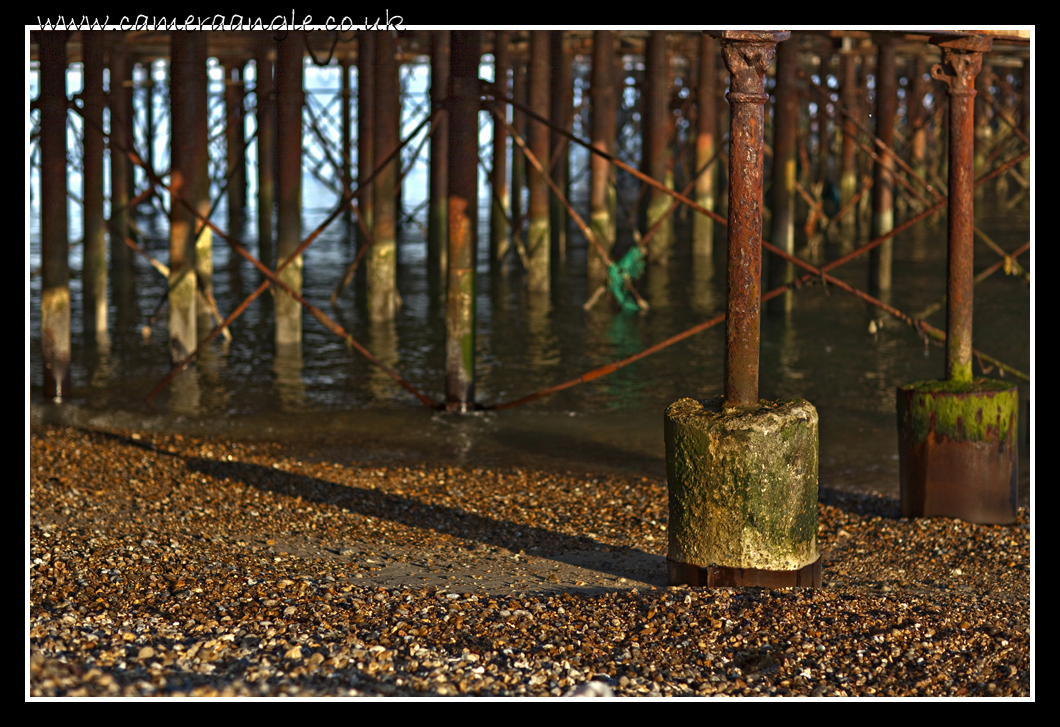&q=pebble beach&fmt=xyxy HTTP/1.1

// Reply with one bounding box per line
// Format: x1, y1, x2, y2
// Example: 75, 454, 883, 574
29, 423, 1031, 698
